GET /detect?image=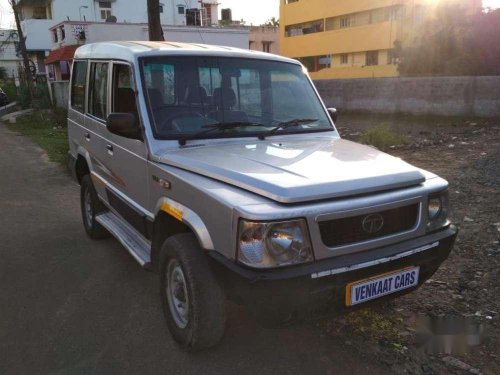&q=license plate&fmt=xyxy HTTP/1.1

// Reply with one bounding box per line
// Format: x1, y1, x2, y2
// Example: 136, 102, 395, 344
346, 267, 420, 306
